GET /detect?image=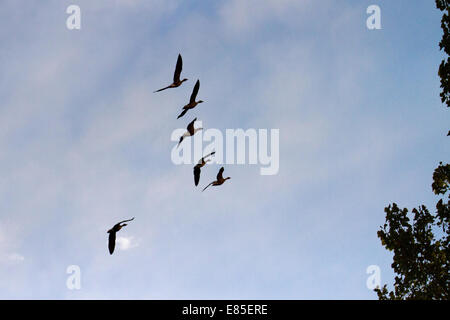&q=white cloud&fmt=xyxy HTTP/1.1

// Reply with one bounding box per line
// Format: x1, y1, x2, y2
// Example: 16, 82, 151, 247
116, 236, 139, 251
